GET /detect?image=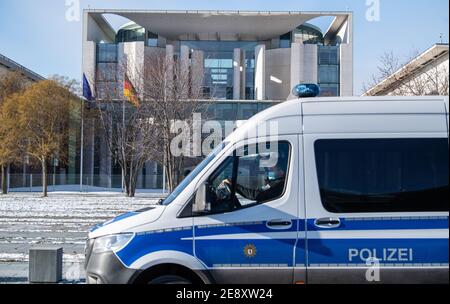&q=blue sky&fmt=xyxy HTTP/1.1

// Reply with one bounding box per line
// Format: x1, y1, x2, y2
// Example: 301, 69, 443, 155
0, 0, 448, 94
